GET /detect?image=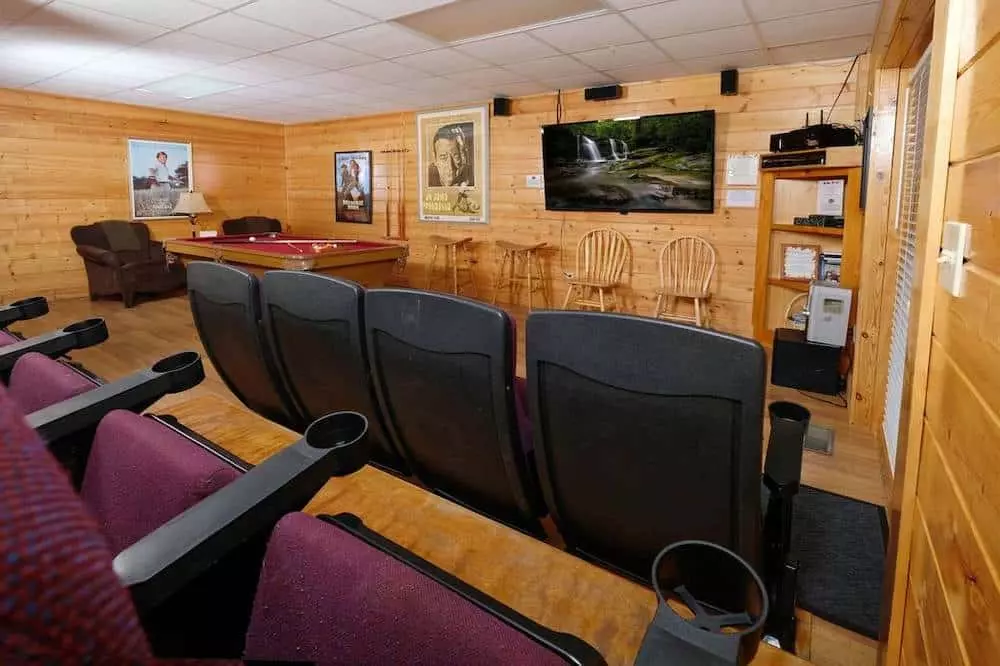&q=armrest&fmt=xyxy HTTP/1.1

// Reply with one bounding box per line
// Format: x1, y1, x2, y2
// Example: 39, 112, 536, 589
76, 245, 122, 268
0, 296, 48, 328
0, 318, 108, 374
26, 352, 204, 443
114, 411, 371, 613
121, 257, 169, 271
